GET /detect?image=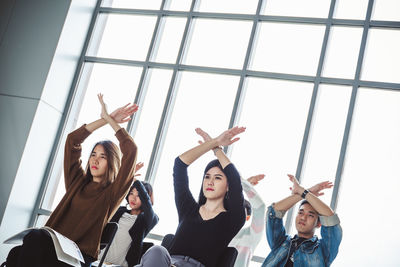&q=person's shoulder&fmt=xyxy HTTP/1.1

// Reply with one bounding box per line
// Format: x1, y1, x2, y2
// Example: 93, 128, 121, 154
117, 206, 128, 212
112, 206, 129, 220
